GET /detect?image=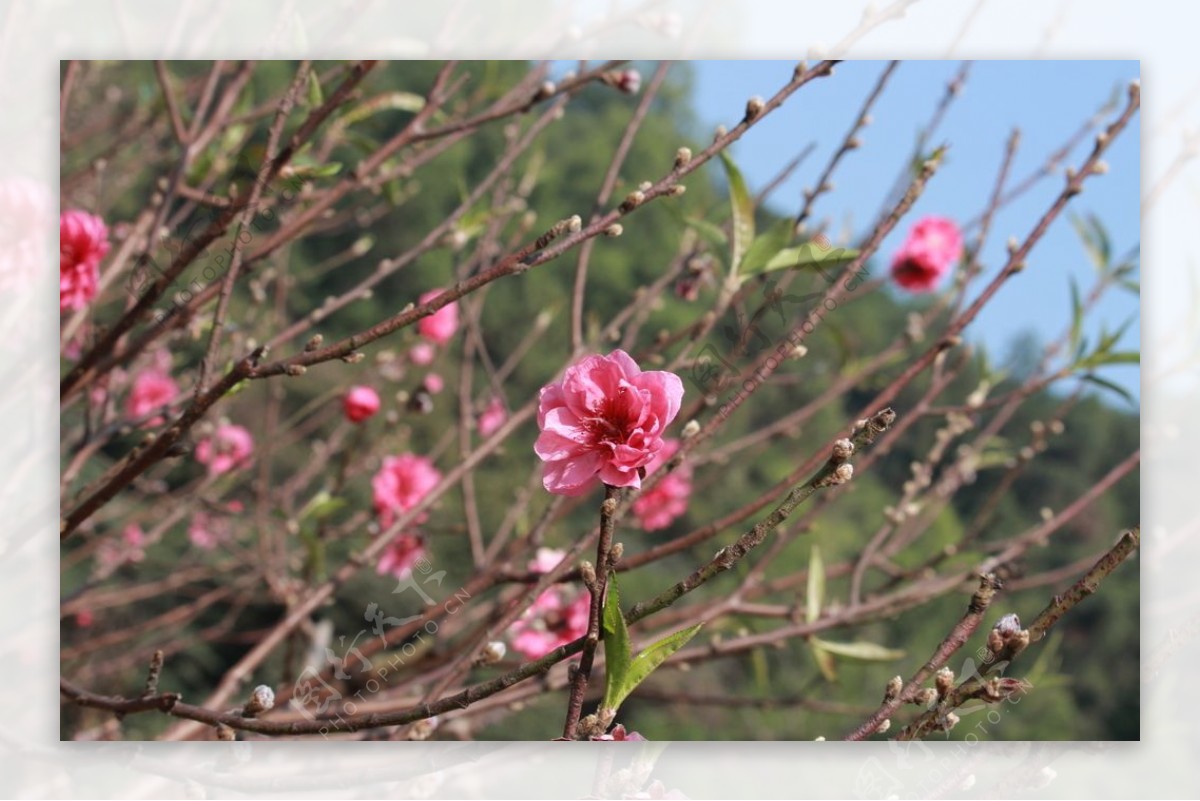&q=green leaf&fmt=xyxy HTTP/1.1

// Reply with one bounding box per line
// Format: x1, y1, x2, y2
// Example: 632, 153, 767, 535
739, 217, 795, 277
684, 216, 729, 258
299, 490, 346, 522
306, 70, 324, 108
291, 162, 343, 179
1081, 373, 1137, 407
809, 637, 906, 662
809, 639, 838, 682
806, 544, 825, 624
601, 573, 634, 712
613, 623, 703, 710
749, 241, 860, 277
1070, 212, 1112, 272
719, 151, 755, 276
